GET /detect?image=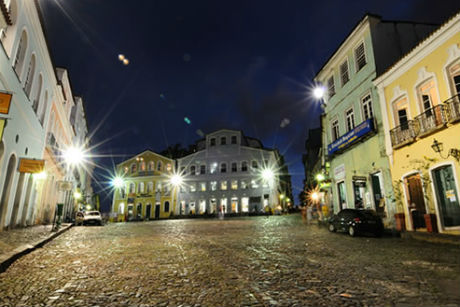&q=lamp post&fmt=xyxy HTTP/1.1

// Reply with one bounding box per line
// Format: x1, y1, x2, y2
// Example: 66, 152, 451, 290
169, 173, 184, 215
431, 139, 460, 162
